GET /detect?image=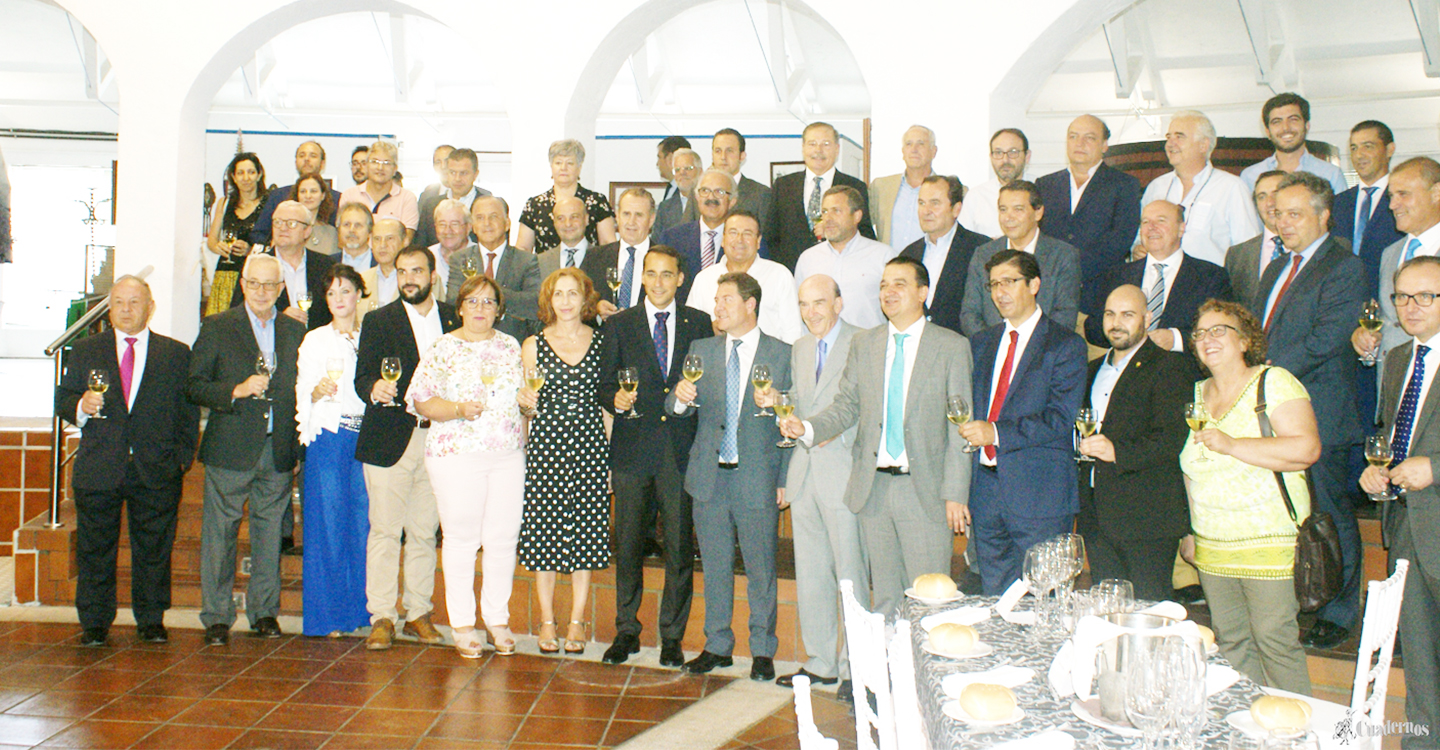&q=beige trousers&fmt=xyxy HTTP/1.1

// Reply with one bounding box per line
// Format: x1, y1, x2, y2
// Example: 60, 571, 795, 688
362, 429, 439, 624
